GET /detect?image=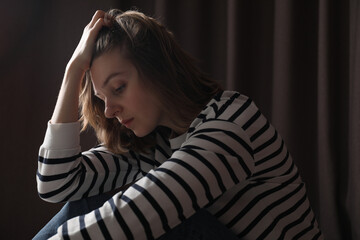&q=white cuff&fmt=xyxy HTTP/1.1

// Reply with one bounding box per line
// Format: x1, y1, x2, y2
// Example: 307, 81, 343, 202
41, 121, 81, 150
